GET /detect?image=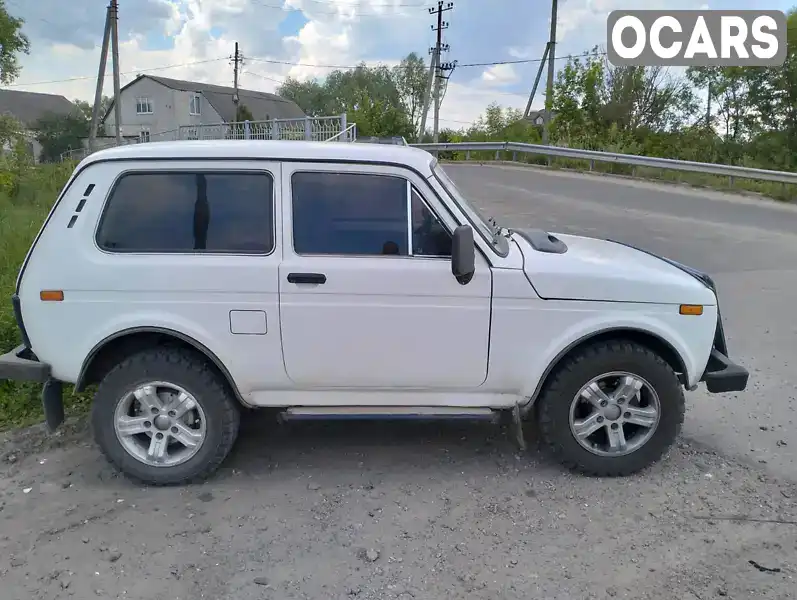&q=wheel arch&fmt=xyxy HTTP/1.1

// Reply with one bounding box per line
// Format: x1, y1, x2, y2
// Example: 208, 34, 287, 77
75, 326, 248, 406
522, 327, 689, 413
